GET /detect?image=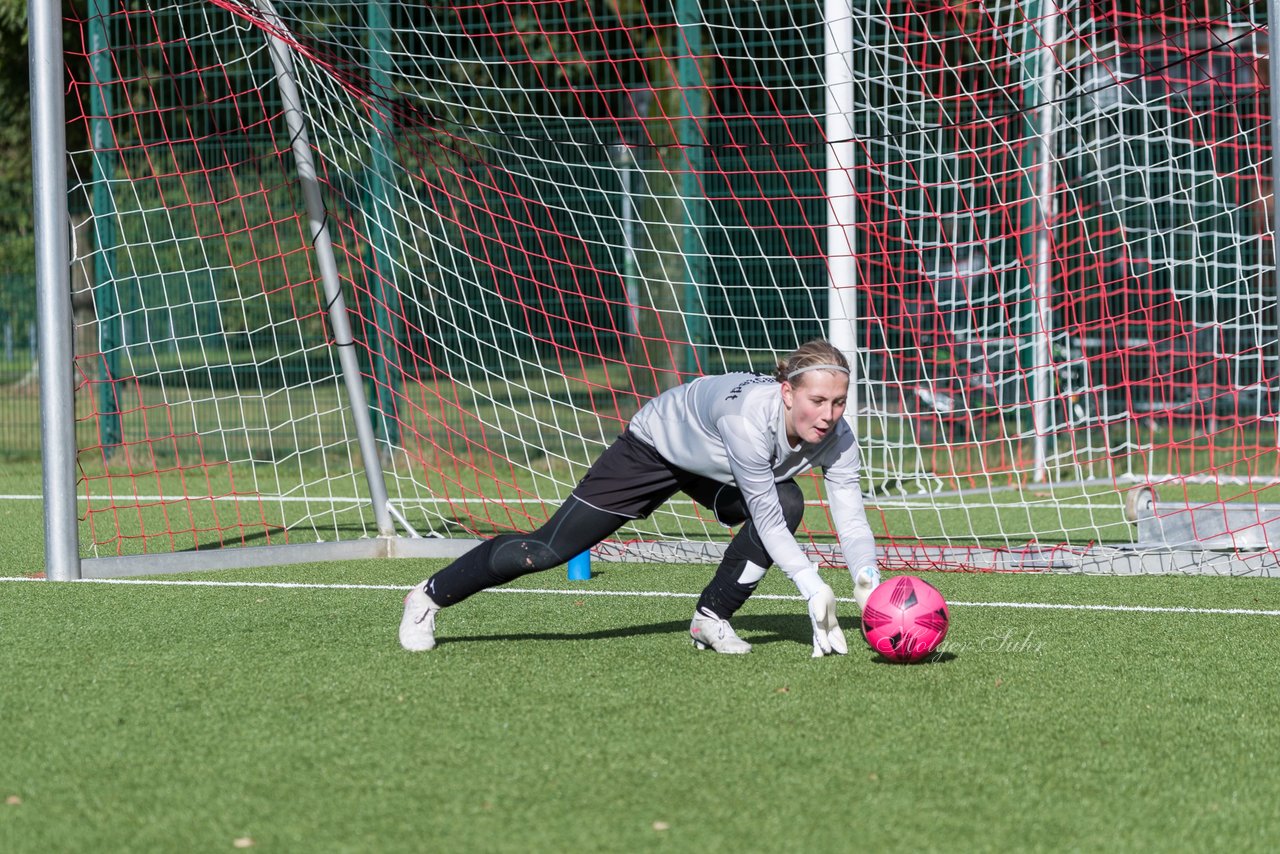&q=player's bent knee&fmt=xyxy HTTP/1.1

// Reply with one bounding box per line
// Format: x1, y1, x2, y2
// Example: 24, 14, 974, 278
737, 559, 768, 586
